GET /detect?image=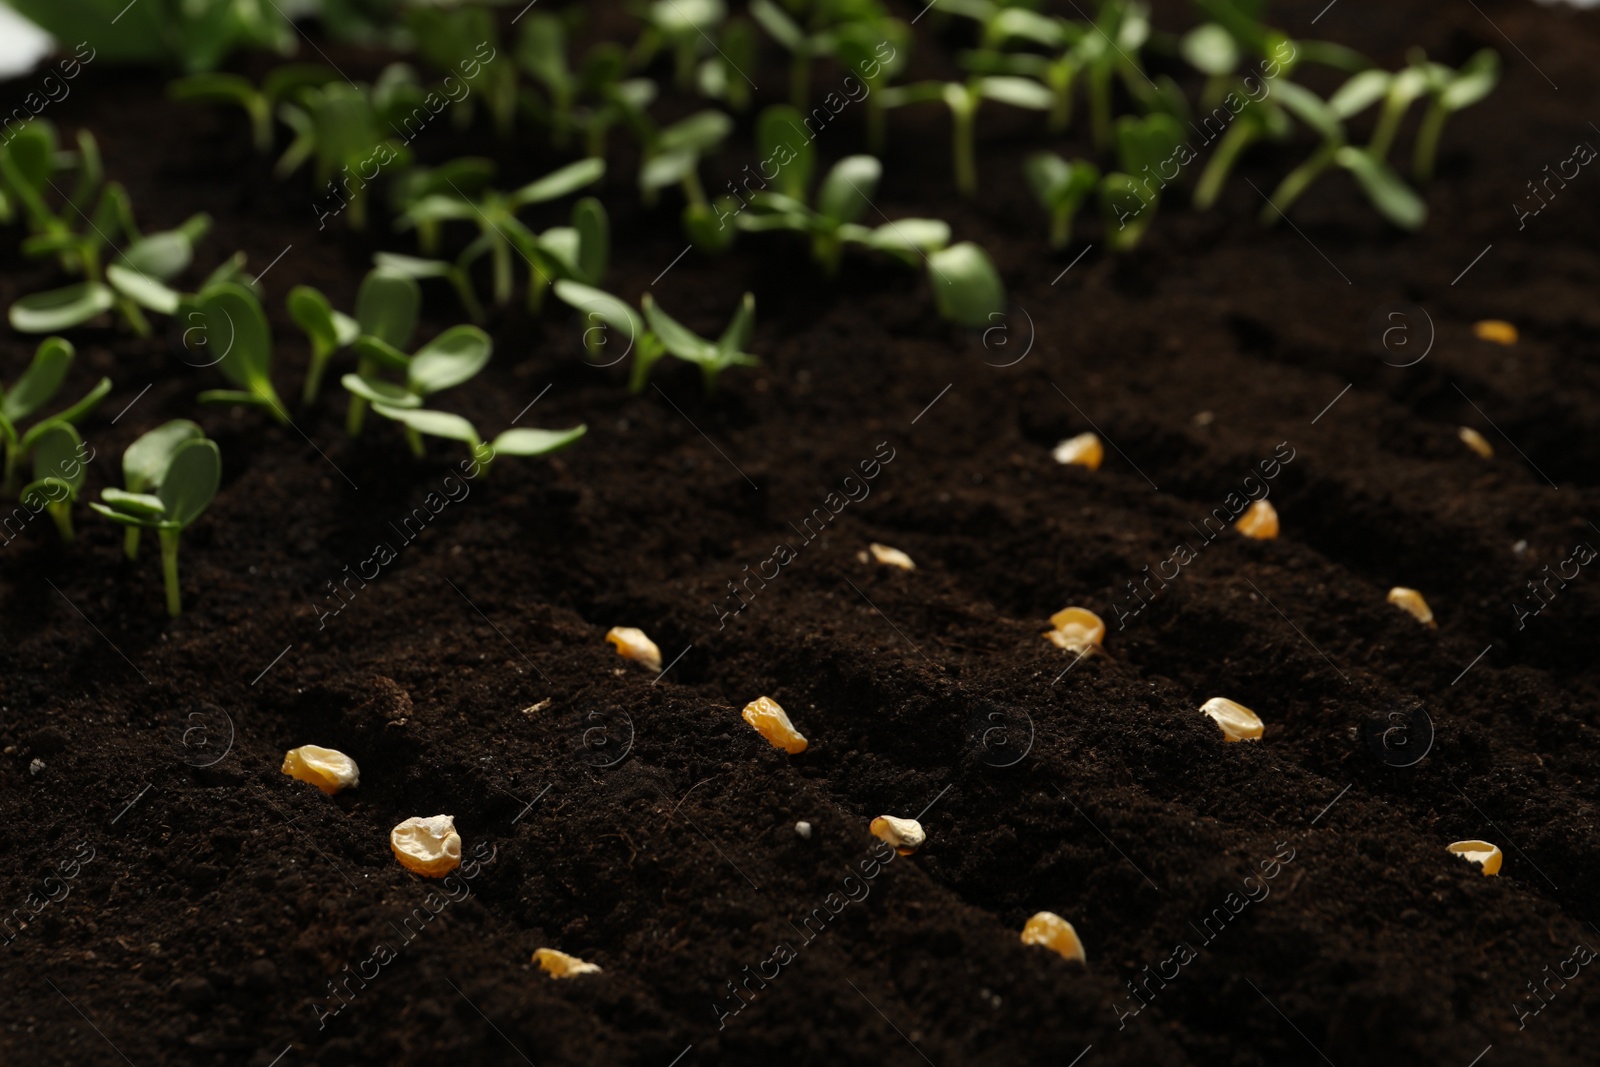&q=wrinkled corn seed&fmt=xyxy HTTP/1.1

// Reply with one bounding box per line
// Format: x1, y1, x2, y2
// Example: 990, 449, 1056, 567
533, 948, 602, 978
1459, 427, 1494, 458
1200, 697, 1264, 742
281, 745, 360, 795
1021, 911, 1086, 963
1052, 432, 1103, 470
741, 696, 808, 754
1447, 839, 1502, 876
869, 543, 916, 570
1235, 499, 1279, 540
1473, 320, 1518, 345
870, 815, 925, 856
606, 627, 662, 671
390, 815, 462, 877
1043, 607, 1105, 654
1387, 587, 1437, 628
